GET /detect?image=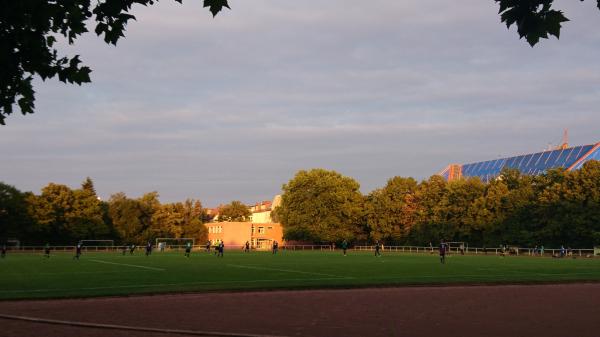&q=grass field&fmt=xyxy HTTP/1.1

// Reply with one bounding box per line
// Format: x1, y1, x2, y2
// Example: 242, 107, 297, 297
1, 249, 600, 300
